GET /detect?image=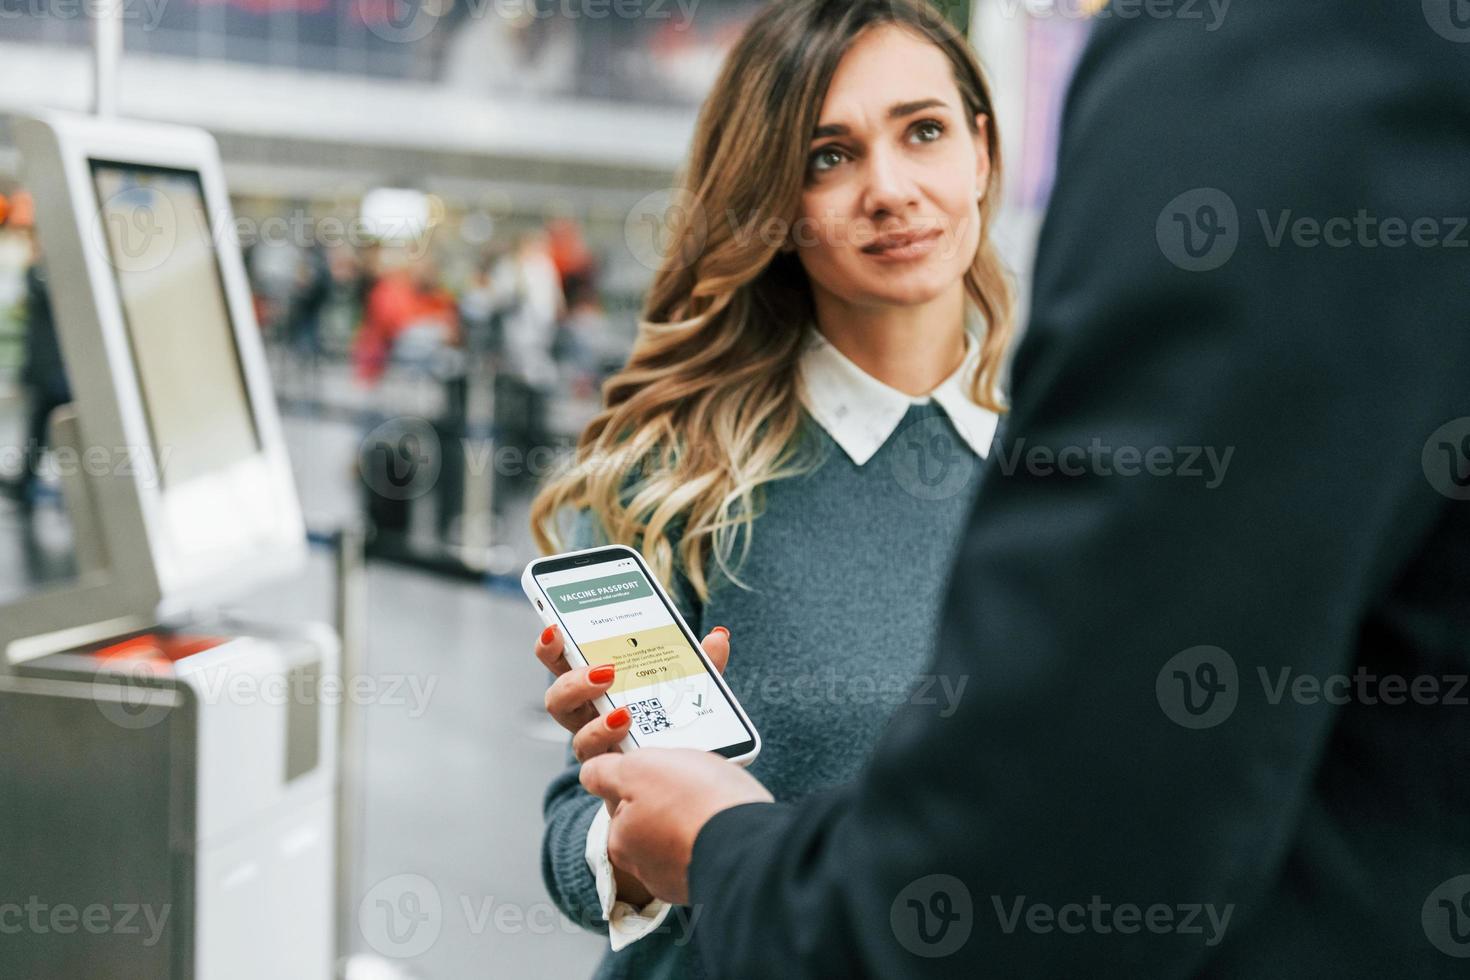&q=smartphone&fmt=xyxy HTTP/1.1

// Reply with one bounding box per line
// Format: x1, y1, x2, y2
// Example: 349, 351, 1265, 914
522, 545, 761, 765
